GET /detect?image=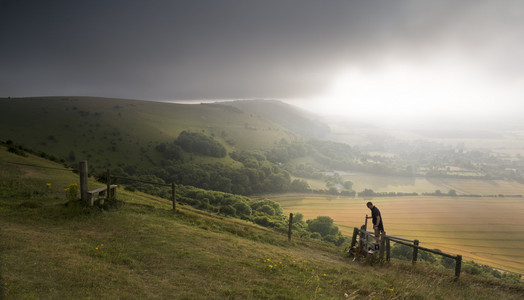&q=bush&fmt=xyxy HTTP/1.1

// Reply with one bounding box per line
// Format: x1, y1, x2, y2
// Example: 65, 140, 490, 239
310, 232, 321, 239
307, 216, 339, 237
253, 216, 276, 227
258, 204, 276, 216
233, 201, 252, 217
175, 131, 226, 158
219, 205, 236, 217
